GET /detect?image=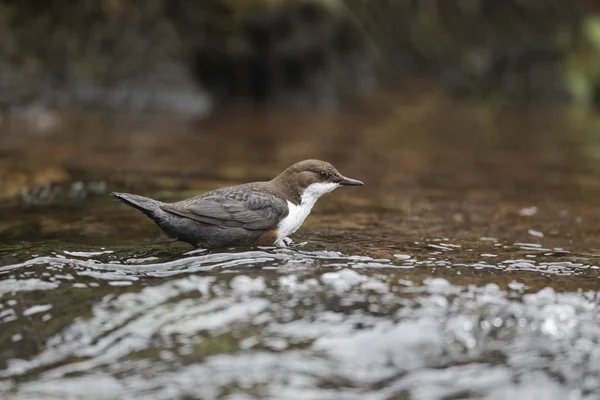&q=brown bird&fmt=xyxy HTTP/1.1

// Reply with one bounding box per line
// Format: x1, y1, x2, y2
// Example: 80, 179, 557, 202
111, 159, 363, 248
